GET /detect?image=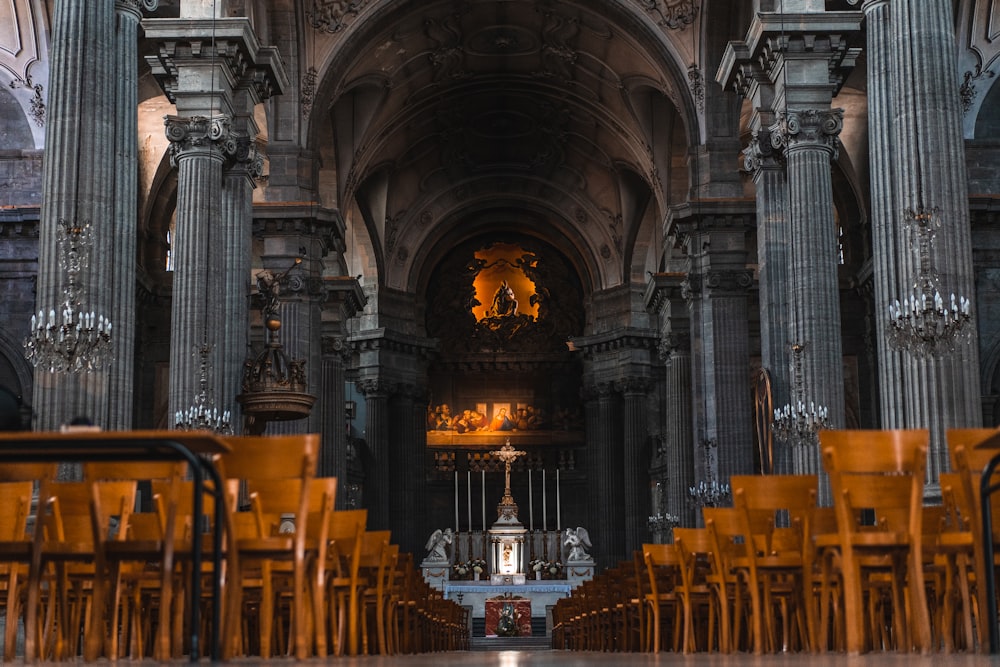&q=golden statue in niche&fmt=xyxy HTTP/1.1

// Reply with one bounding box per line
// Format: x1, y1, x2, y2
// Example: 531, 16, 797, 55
471, 243, 539, 322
